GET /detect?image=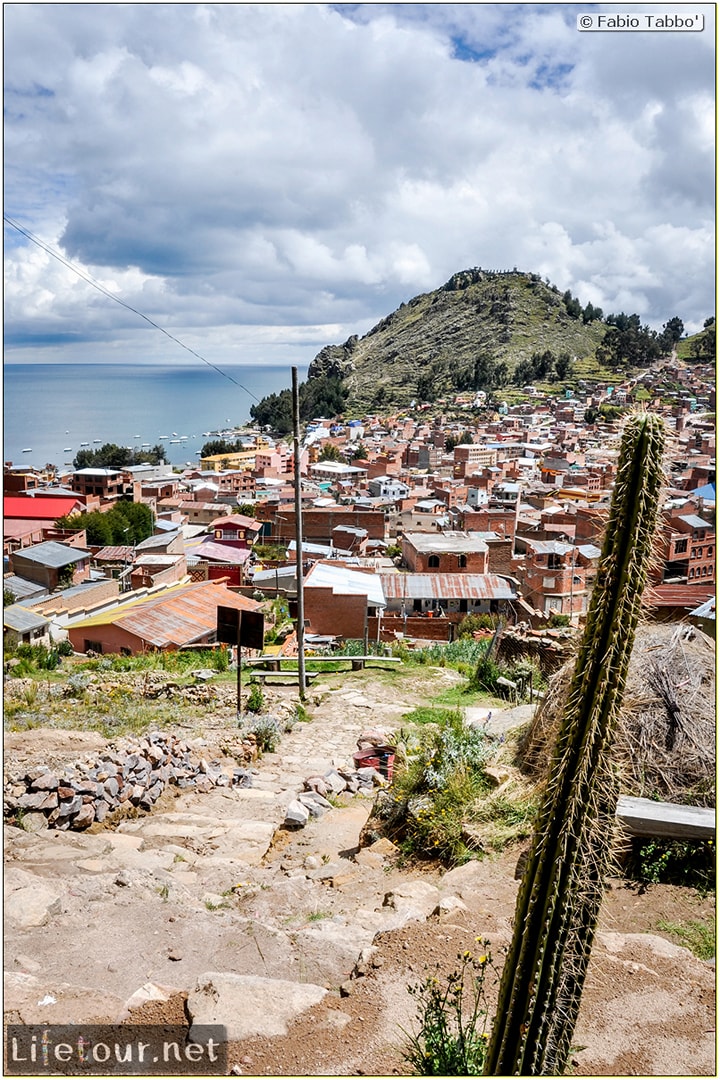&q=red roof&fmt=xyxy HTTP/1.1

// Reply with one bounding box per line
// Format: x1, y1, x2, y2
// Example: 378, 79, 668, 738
211, 515, 262, 530
4, 496, 82, 521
